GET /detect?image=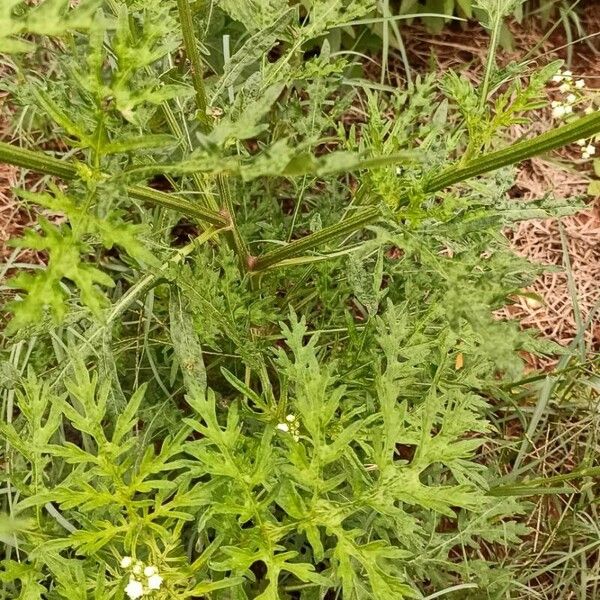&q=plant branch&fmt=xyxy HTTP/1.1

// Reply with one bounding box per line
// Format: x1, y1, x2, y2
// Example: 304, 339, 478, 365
3, 111, 600, 272
175, 0, 211, 134
425, 110, 600, 193
252, 110, 600, 271
478, 10, 502, 111
0, 141, 228, 227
